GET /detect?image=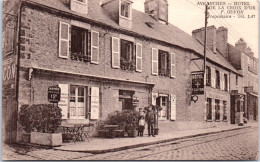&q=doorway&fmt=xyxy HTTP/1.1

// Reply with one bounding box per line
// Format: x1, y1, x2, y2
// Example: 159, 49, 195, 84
119, 90, 134, 110
156, 94, 169, 120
